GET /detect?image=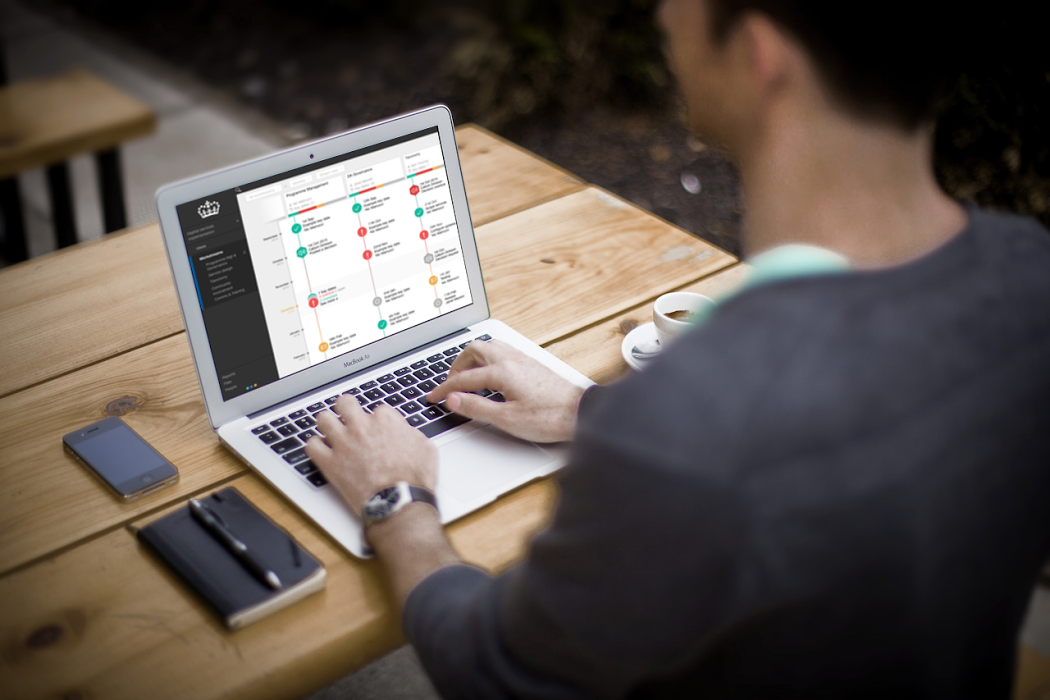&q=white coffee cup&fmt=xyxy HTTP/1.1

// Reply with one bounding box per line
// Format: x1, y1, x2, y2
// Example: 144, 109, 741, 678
653, 292, 715, 347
